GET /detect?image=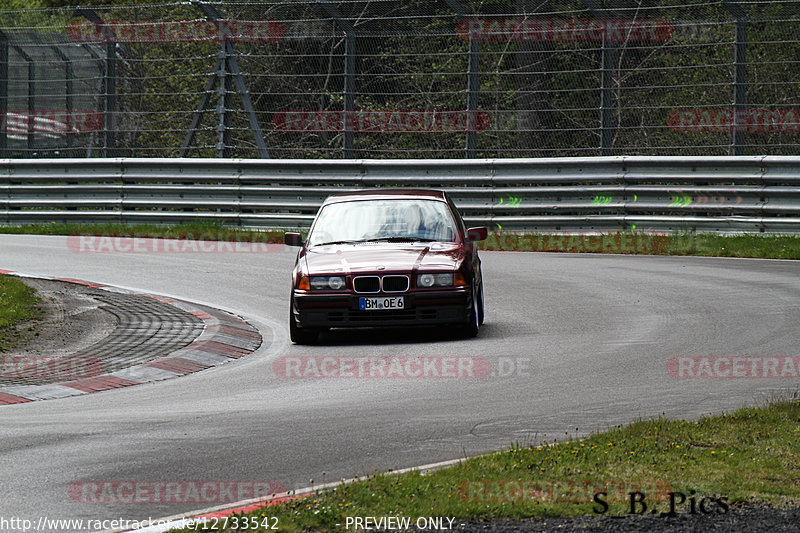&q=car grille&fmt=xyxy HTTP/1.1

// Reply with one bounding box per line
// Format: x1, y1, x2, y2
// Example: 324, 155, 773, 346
325, 309, 439, 323
353, 276, 380, 293
381, 275, 409, 292
353, 275, 409, 293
